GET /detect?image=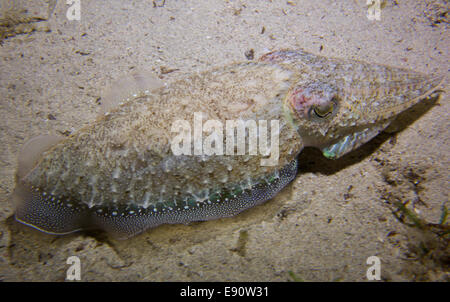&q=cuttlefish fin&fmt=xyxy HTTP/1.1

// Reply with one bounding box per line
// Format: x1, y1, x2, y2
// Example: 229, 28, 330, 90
16, 135, 64, 180
100, 70, 165, 113
13, 135, 88, 235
